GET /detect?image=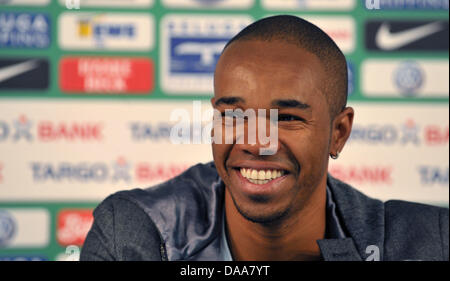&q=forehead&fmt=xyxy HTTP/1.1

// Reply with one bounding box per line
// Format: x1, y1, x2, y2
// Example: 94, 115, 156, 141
214, 40, 326, 103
